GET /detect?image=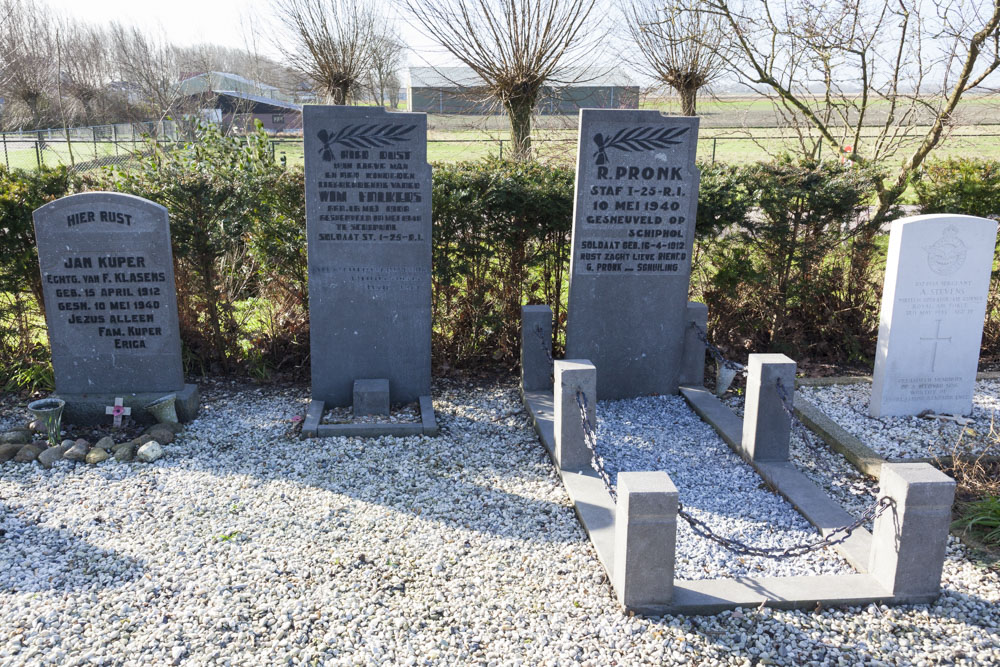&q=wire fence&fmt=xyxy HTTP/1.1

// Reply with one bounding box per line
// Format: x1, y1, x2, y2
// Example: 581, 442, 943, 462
5, 120, 1000, 172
